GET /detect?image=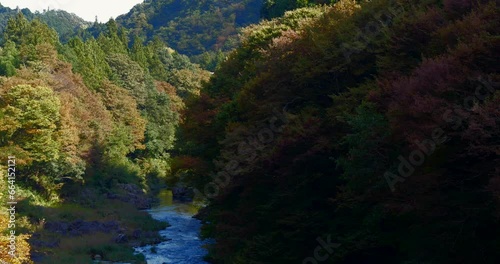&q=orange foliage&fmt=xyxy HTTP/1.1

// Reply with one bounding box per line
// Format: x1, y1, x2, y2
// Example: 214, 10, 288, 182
99, 81, 146, 151
155, 81, 184, 112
